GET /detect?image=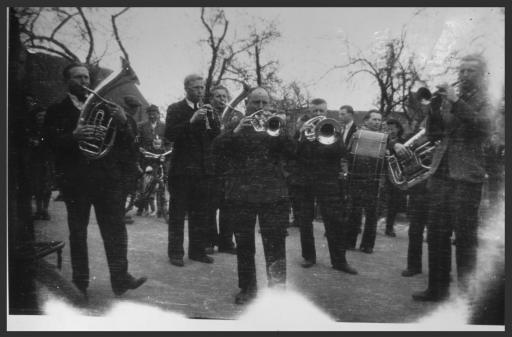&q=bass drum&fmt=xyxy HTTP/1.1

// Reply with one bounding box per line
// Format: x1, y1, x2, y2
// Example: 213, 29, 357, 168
349, 129, 388, 179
